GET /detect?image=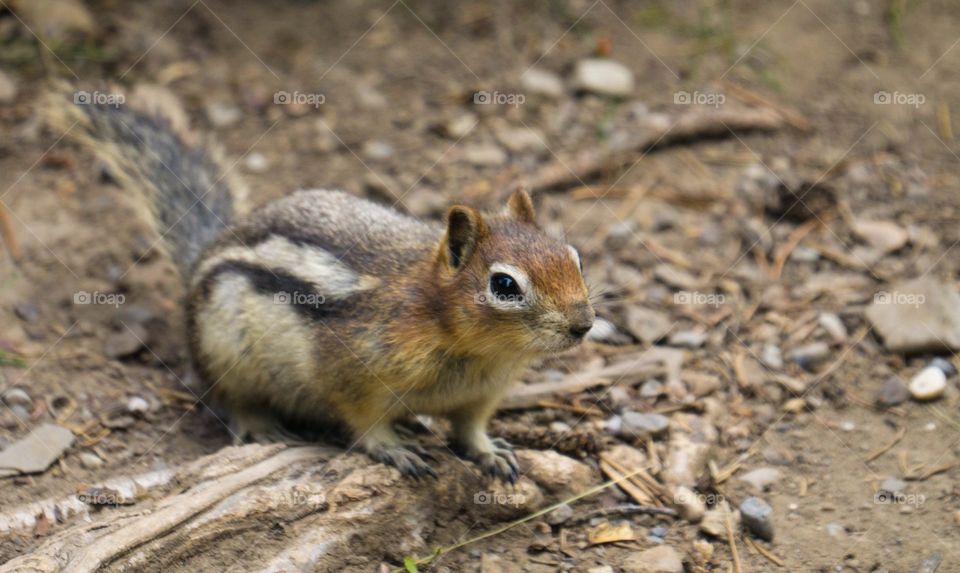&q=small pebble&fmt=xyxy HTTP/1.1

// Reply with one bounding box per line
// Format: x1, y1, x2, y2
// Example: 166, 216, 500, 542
790, 246, 821, 263
572, 58, 635, 97
876, 376, 910, 408
649, 525, 668, 538
2, 388, 32, 408
619, 411, 670, 439
825, 522, 845, 538
78, 451, 104, 469
786, 342, 831, 370
818, 313, 847, 342
13, 301, 39, 323
668, 330, 707, 349
639, 379, 663, 399
205, 101, 242, 128
879, 477, 906, 494
126, 396, 149, 415
545, 503, 574, 525
929, 357, 957, 377
243, 152, 269, 173
463, 144, 507, 167
520, 68, 564, 98
909, 366, 947, 401
840, 420, 856, 432
739, 467, 782, 493
760, 344, 784, 370
362, 140, 394, 161
740, 497, 774, 541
